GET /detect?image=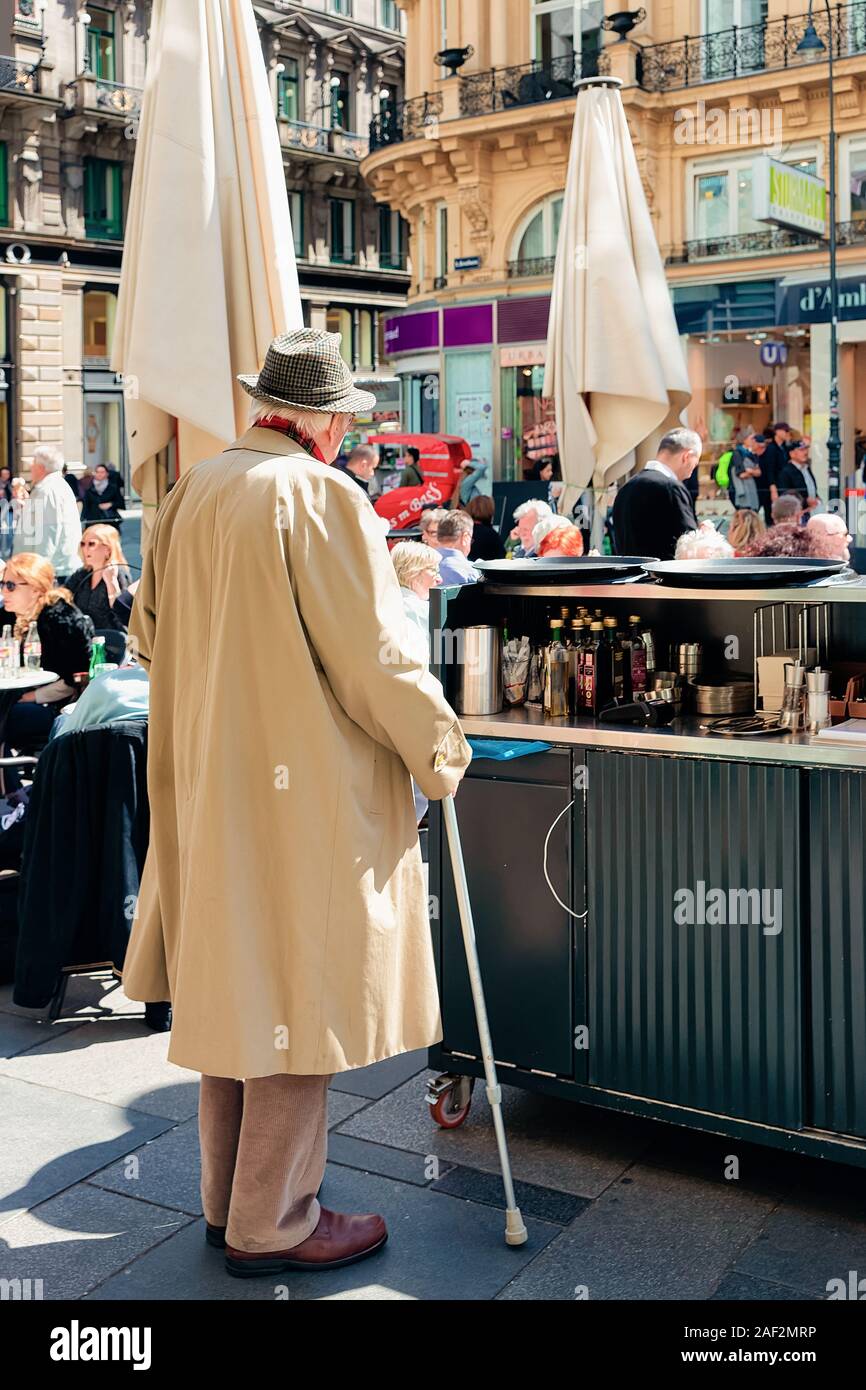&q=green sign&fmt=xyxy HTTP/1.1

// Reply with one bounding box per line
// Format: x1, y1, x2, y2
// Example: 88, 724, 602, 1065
752, 156, 826, 236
